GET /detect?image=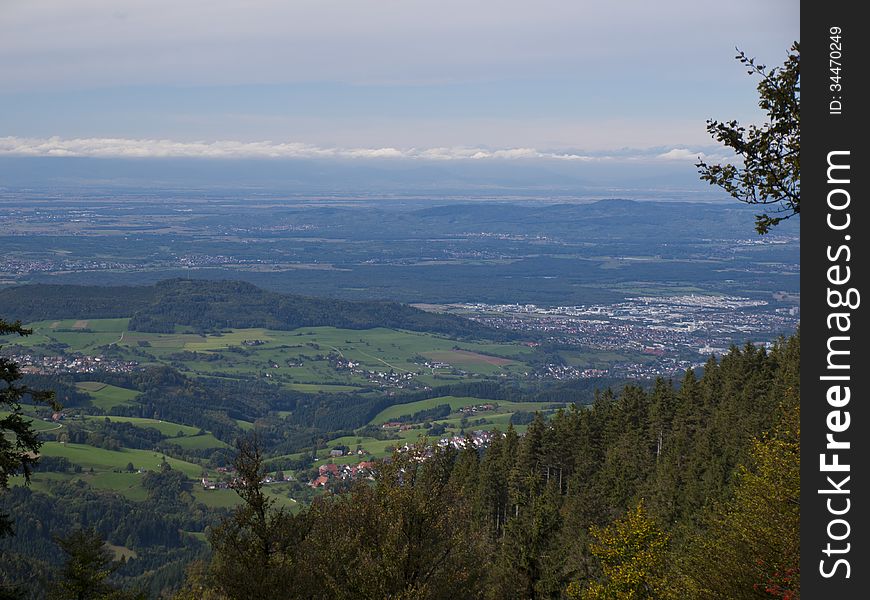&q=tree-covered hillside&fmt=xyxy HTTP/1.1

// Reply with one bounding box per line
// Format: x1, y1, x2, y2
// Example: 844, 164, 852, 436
174, 334, 799, 600
0, 279, 509, 339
